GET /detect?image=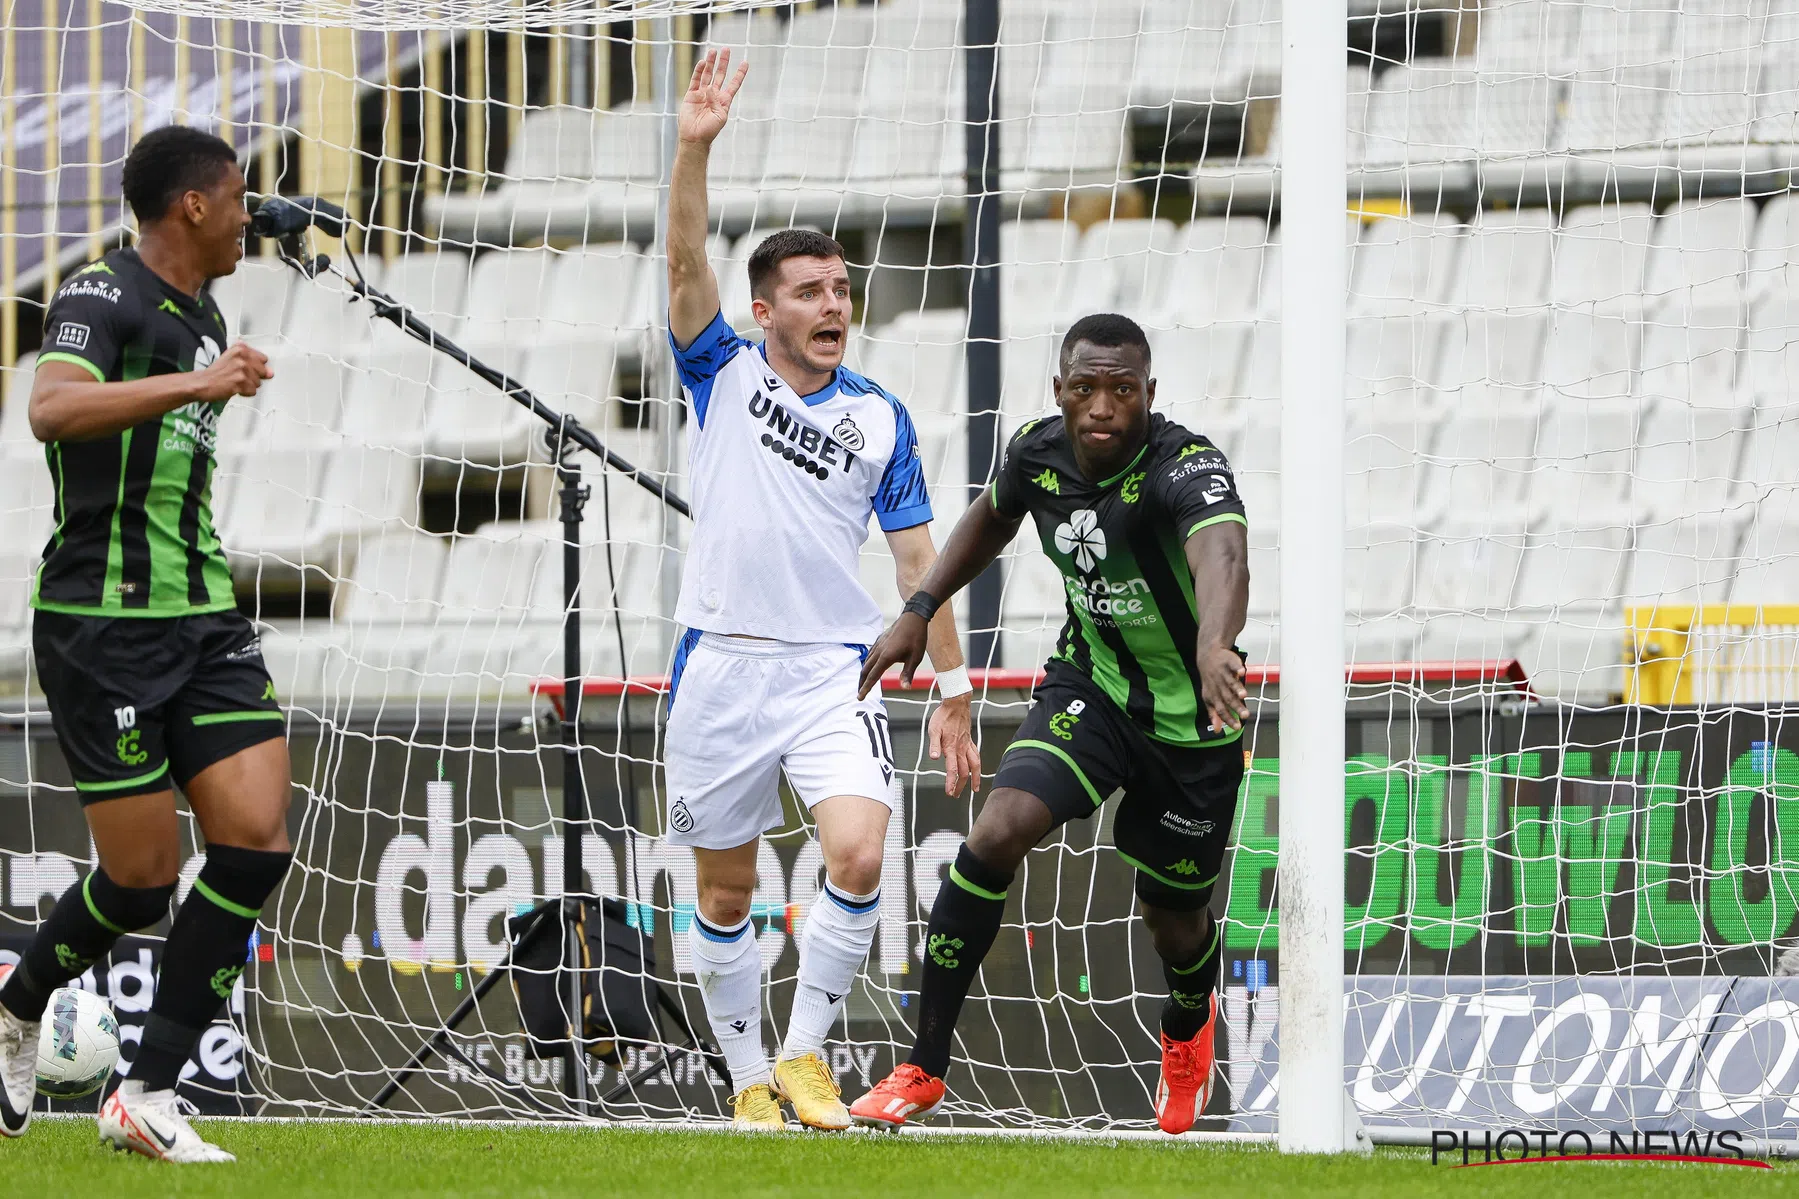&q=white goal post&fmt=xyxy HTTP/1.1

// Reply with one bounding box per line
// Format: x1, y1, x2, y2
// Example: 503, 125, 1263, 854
6, 0, 1799, 1153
